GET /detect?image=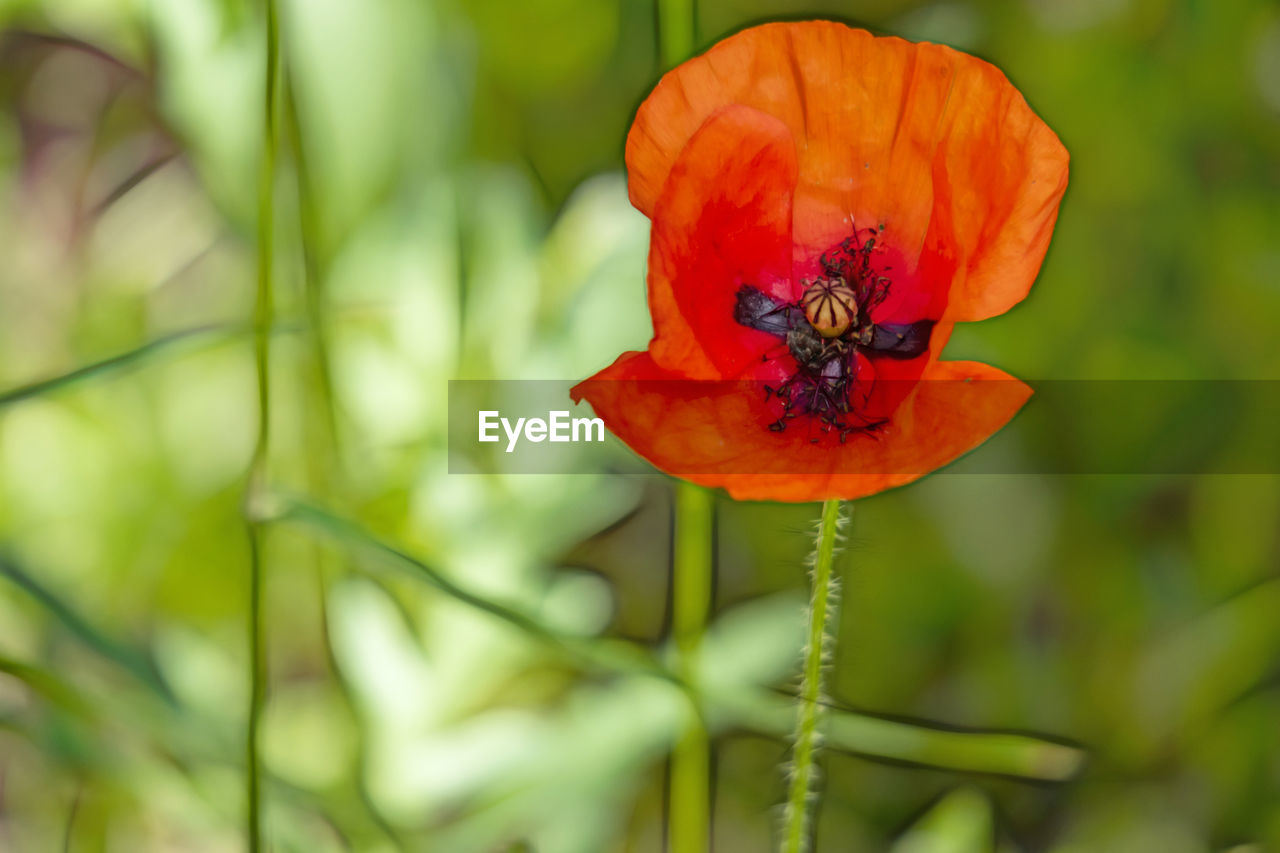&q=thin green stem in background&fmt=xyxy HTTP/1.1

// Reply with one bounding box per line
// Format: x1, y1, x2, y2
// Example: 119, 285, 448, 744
782, 499, 845, 853
719, 688, 1084, 782
245, 1, 280, 849
282, 62, 409, 849
653, 0, 706, 846
657, 0, 697, 69
670, 481, 714, 853
0, 325, 241, 408
283, 76, 343, 470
